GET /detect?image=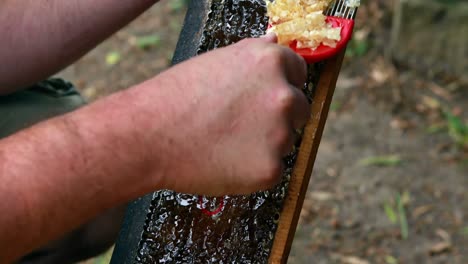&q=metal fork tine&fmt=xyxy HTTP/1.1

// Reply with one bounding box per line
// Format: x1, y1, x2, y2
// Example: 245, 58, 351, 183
327, 0, 359, 20
327, 1, 337, 16
349, 8, 356, 19
333, 1, 340, 15
341, 2, 348, 17
346, 6, 352, 18
340, 1, 347, 17
335, 1, 343, 17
